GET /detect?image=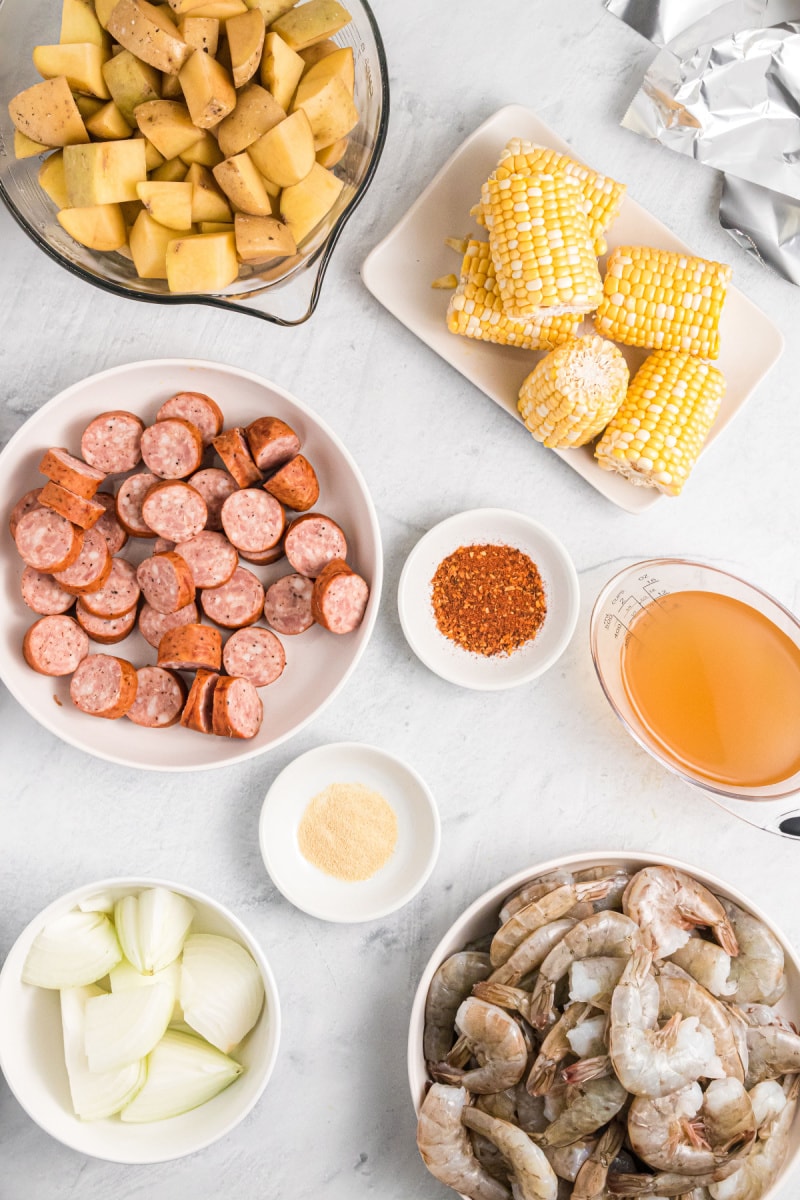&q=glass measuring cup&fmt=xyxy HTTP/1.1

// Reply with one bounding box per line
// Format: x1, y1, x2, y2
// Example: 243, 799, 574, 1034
589, 558, 800, 838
